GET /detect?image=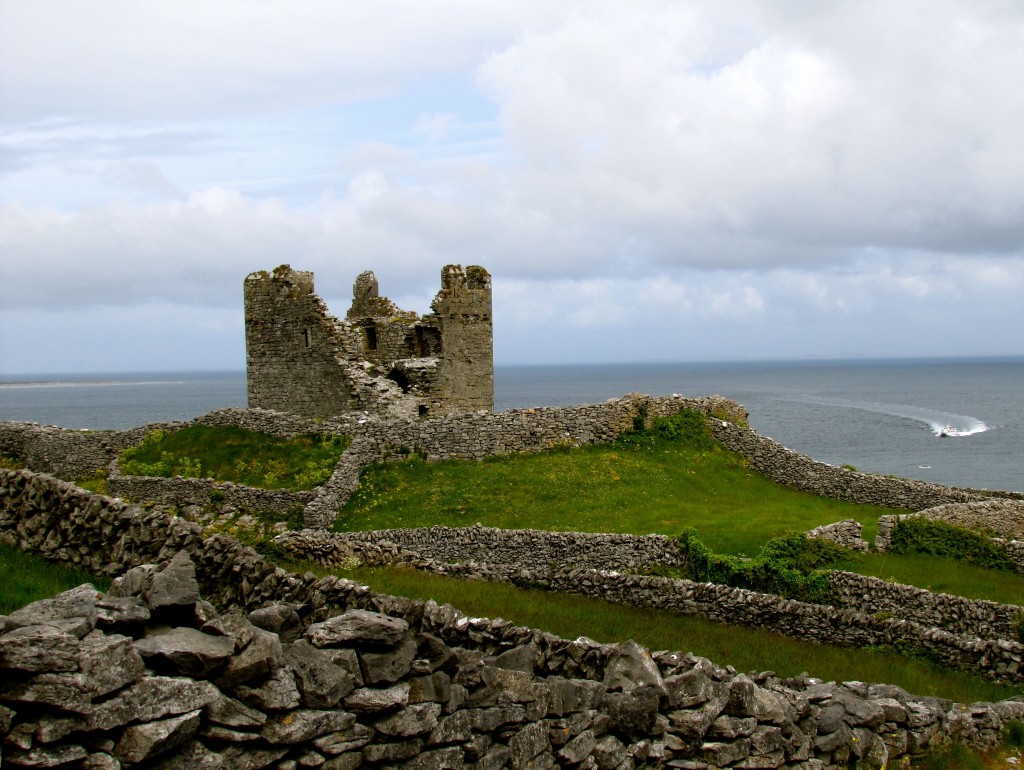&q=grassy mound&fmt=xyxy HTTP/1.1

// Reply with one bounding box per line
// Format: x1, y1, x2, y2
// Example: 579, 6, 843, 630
0, 542, 110, 614
119, 425, 349, 491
